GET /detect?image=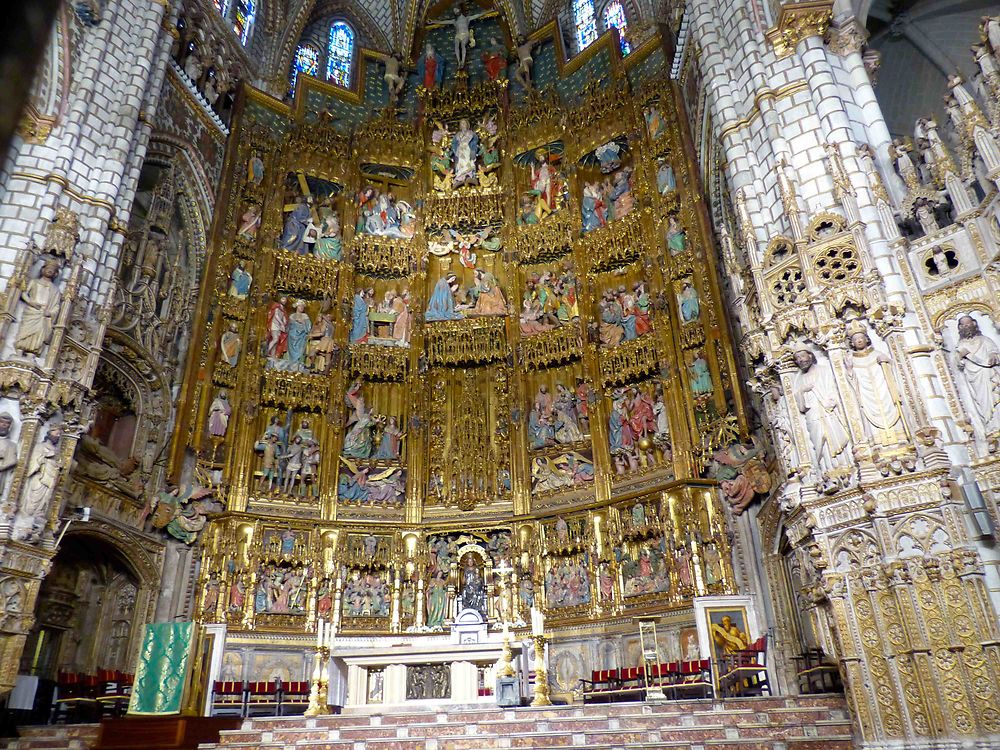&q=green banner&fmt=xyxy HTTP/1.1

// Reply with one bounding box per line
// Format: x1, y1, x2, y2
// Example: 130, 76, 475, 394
127, 622, 195, 716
